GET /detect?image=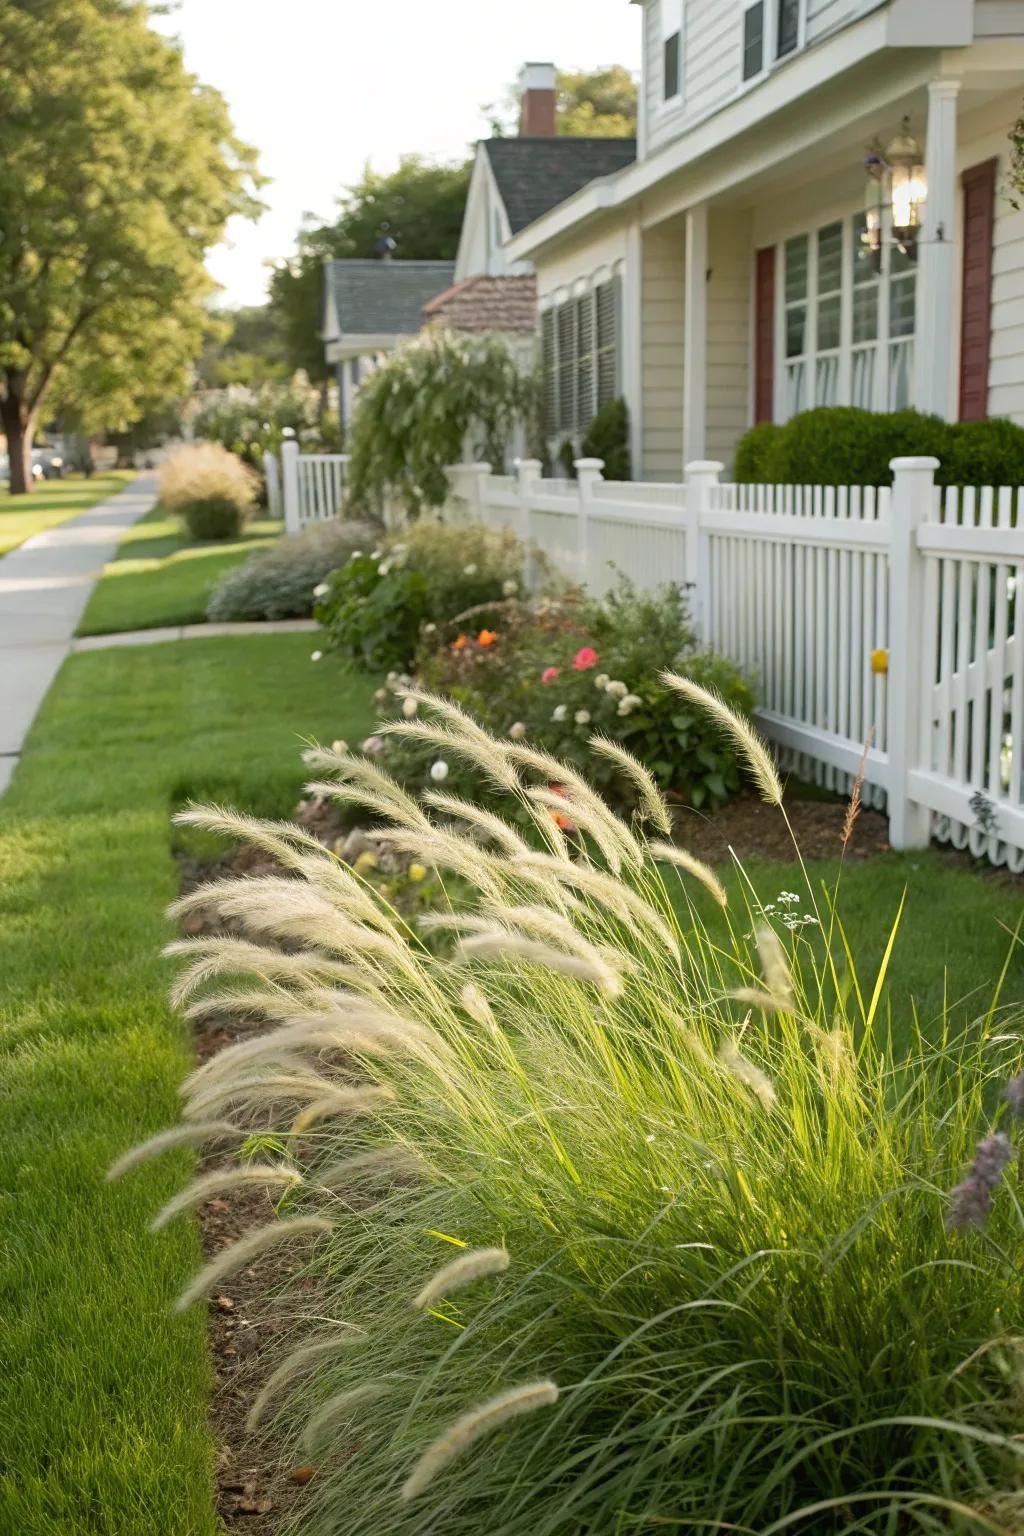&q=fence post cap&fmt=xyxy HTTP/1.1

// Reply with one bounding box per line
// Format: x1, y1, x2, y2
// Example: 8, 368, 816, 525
573, 457, 605, 470
469, 461, 493, 473
685, 459, 724, 476
889, 455, 940, 472
515, 457, 543, 473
